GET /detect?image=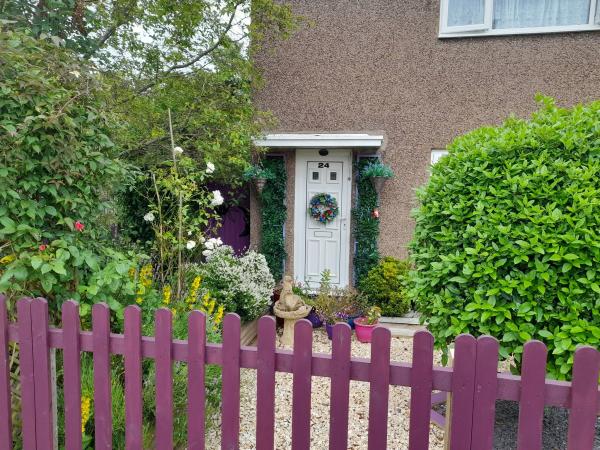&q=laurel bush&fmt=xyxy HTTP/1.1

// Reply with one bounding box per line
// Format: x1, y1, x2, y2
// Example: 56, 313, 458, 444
410, 97, 600, 379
